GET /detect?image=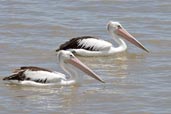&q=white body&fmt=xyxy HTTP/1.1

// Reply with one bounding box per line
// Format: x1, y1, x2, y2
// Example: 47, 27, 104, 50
7, 70, 76, 86
70, 38, 127, 56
